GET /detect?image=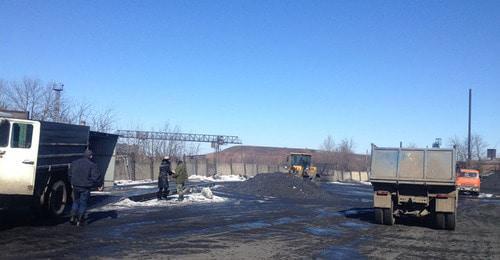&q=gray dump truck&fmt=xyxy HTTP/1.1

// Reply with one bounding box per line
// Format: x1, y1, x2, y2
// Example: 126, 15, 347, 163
370, 145, 457, 230
0, 115, 118, 216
